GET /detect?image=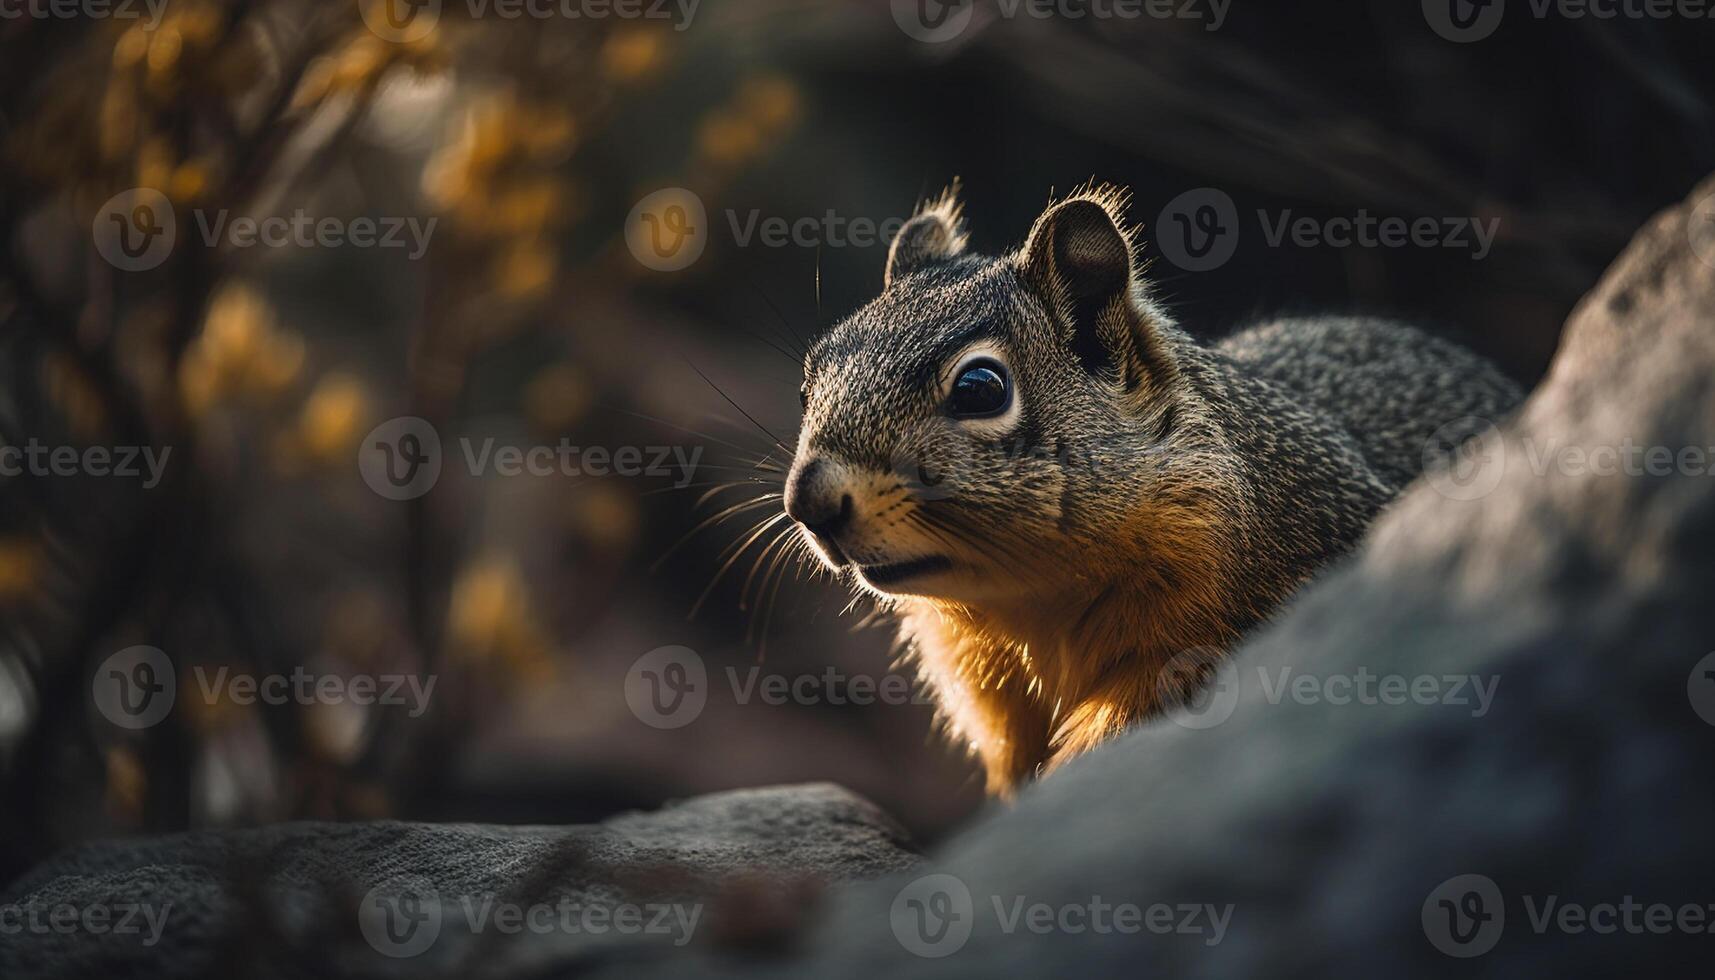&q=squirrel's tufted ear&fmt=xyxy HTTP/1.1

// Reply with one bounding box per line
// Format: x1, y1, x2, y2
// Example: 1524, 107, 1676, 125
885, 186, 968, 286
1018, 187, 1170, 390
